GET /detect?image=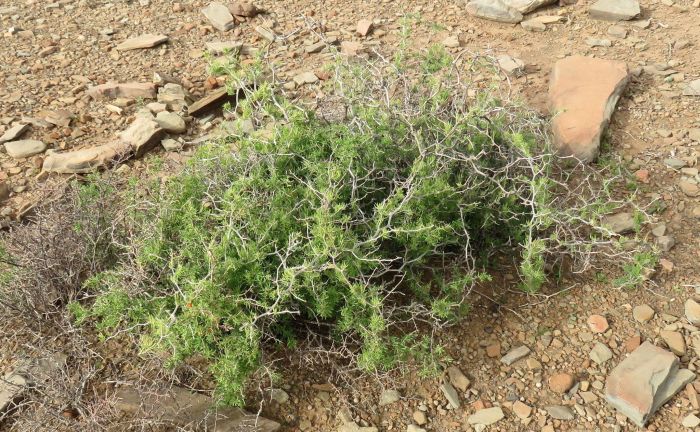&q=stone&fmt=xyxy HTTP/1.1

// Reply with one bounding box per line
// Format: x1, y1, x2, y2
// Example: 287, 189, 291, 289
486, 342, 501, 357
586, 38, 612, 47
685, 299, 700, 325
465, 0, 523, 23
339, 423, 378, 432
0, 182, 9, 202
548, 373, 575, 393
606, 342, 695, 426
202, 2, 235, 32
4, 140, 46, 158
228, 2, 258, 17
41, 109, 73, 127
161, 138, 182, 152
305, 41, 326, 54
683, 414, 700, 428
590, 342, 613, 365
379, 389, 400, 406
512, 401, 532, 419
624, 334, 641, 352
43, 142, 130, 173
270, 388, 289, 404
679, 180, 700, 197
601, 212, 635, 234
155, 112, 186, 134
340, 41, 364, 56
188, 88, 235, 116
440, 382, 460, 408
688, 128, 700, 142
587, 314, 609, 333
682, 79, 700, 96
412, 410, 427, 425
656, 235, 675, 252
468, 407, 504, 425
158, 83, 192, 111
589, 0, 640, 21
545, 405, 575, 420
446, 366, 470, 391
116, 34, 168, 51
504, 0, 557, 13
293, 72, 319, 86
88, 82, 157, 100
521, 19, 546, 31
665, 158, 686, 169
206, 41, 244, 54
254, 26, 277, 42
549, 56, 629, 162
442, 36, 461, 48
356, 19, 373, 36
660, 330, 685, 356
119, 117, 165, 158
607, 25, 627, 38
633, 304, 655, 322
0, 123, 29, 144
406, 426, 426, 432
497, 54, 525, 75
501, 345, 530, 365
0, 369, 27, 413
116, 387, 280, 431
